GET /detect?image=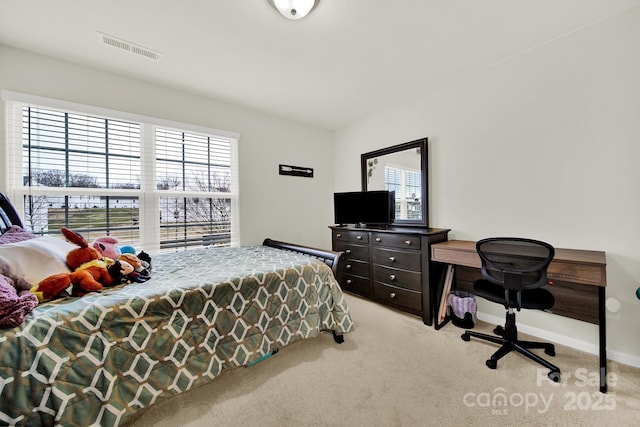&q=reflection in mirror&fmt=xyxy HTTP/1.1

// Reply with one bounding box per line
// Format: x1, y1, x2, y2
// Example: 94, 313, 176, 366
361, 138, 428, 227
